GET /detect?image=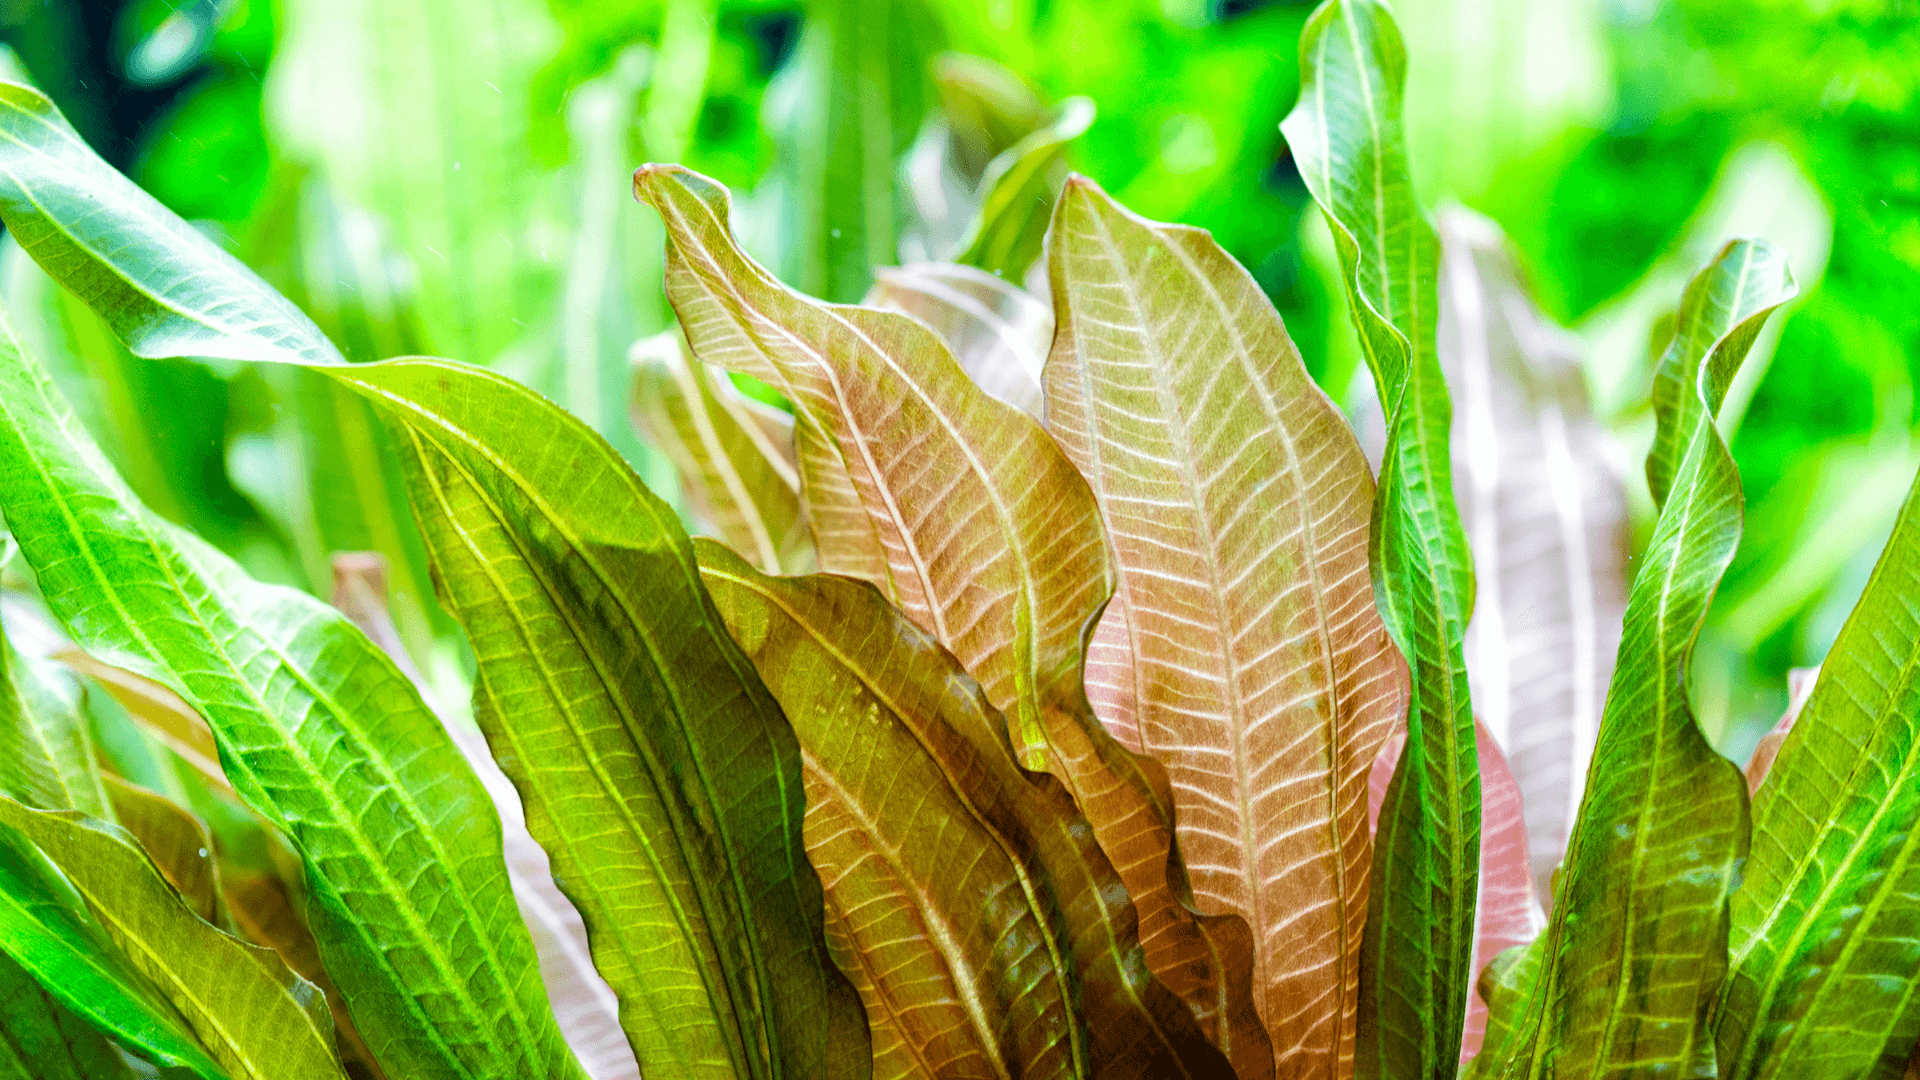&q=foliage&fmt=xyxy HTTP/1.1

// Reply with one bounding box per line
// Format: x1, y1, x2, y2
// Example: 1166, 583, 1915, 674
0, 0, 1919, 1079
